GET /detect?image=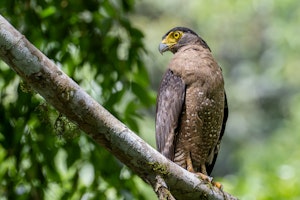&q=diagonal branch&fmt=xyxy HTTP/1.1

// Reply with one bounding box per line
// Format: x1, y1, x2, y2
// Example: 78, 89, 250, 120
0, 15, 238, 200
